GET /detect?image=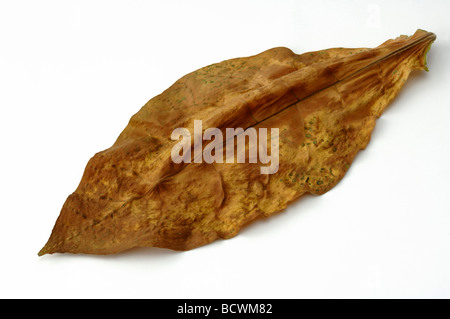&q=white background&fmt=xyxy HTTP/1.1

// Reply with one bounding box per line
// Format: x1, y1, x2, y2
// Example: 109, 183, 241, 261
1, 0, 449, 299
